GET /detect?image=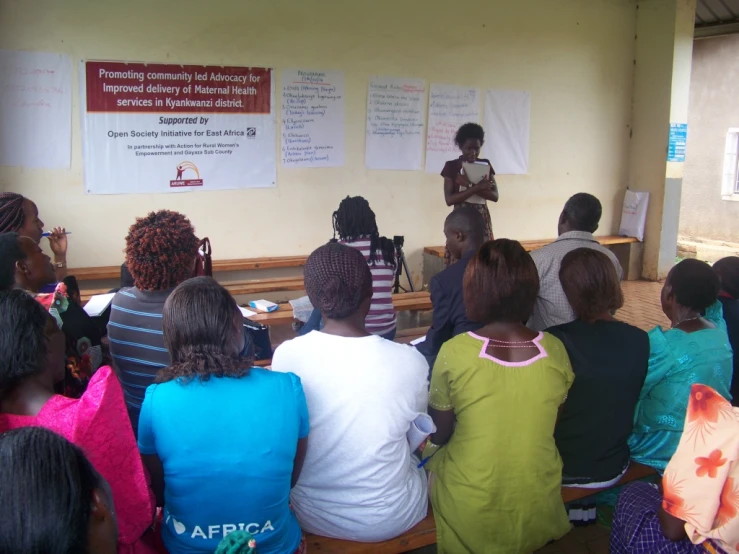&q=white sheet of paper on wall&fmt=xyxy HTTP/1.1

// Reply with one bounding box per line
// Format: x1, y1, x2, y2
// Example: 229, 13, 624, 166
482, 90, 531, 175
0, 50, 72, 168
365, 76, 426, 171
